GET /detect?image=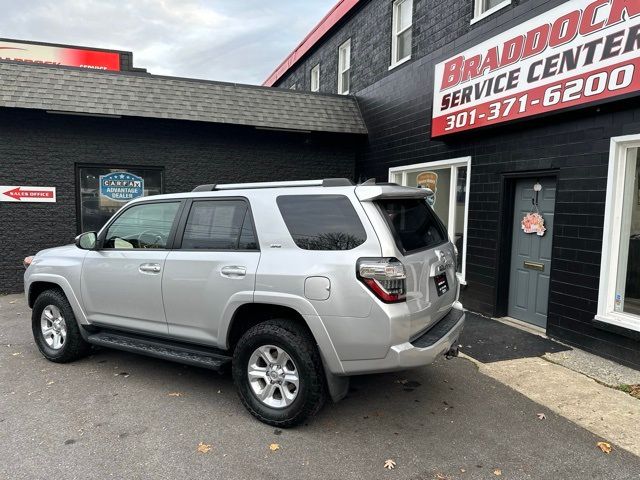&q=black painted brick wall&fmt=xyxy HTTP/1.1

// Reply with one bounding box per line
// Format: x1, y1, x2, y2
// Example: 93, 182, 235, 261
273, 0, 640, 367
275, 0, 531, 94
0, 108, 358, 294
